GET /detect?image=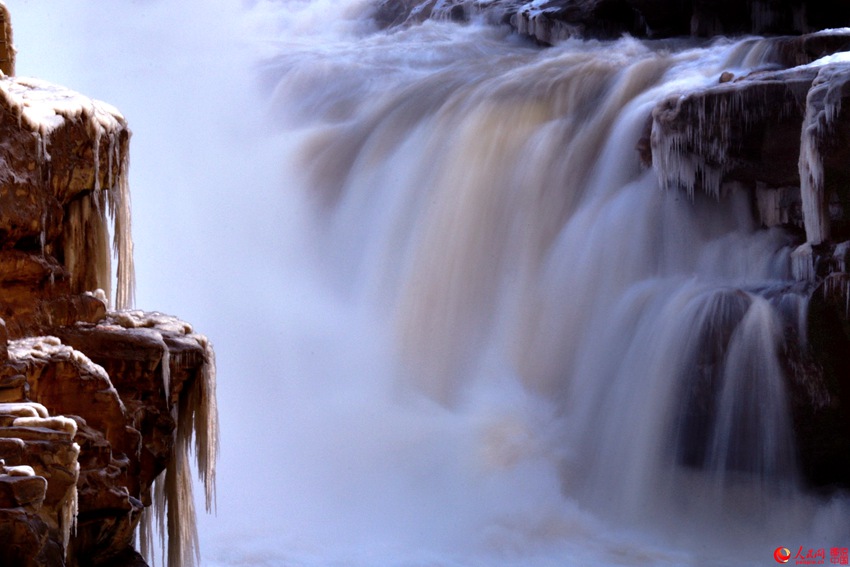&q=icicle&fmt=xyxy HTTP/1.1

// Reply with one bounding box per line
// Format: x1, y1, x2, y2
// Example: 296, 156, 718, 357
109, 146, 135, 310
834, 241, 849, 273
824, 273, 850, 320
167, 445, 200, 567
160, 346, 171, 402
192, 334, 218, 513
138, 505, 154, 565
797, 64, 850, 245
154, 470, 167, 567
39, 210, 47, 256
799, 109, 829, 244
110, 312, 216, 567
161, 332, 216, 566
107, 131, 116, 190
39, 130, 51, 163
791, 242, 815, 282
60, 460, 79, 561
63, 194, 113, 304
652, 90, 745, 200
755, 184, 794, 228
92, 127, 101, 193
143, 465, 198, 567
